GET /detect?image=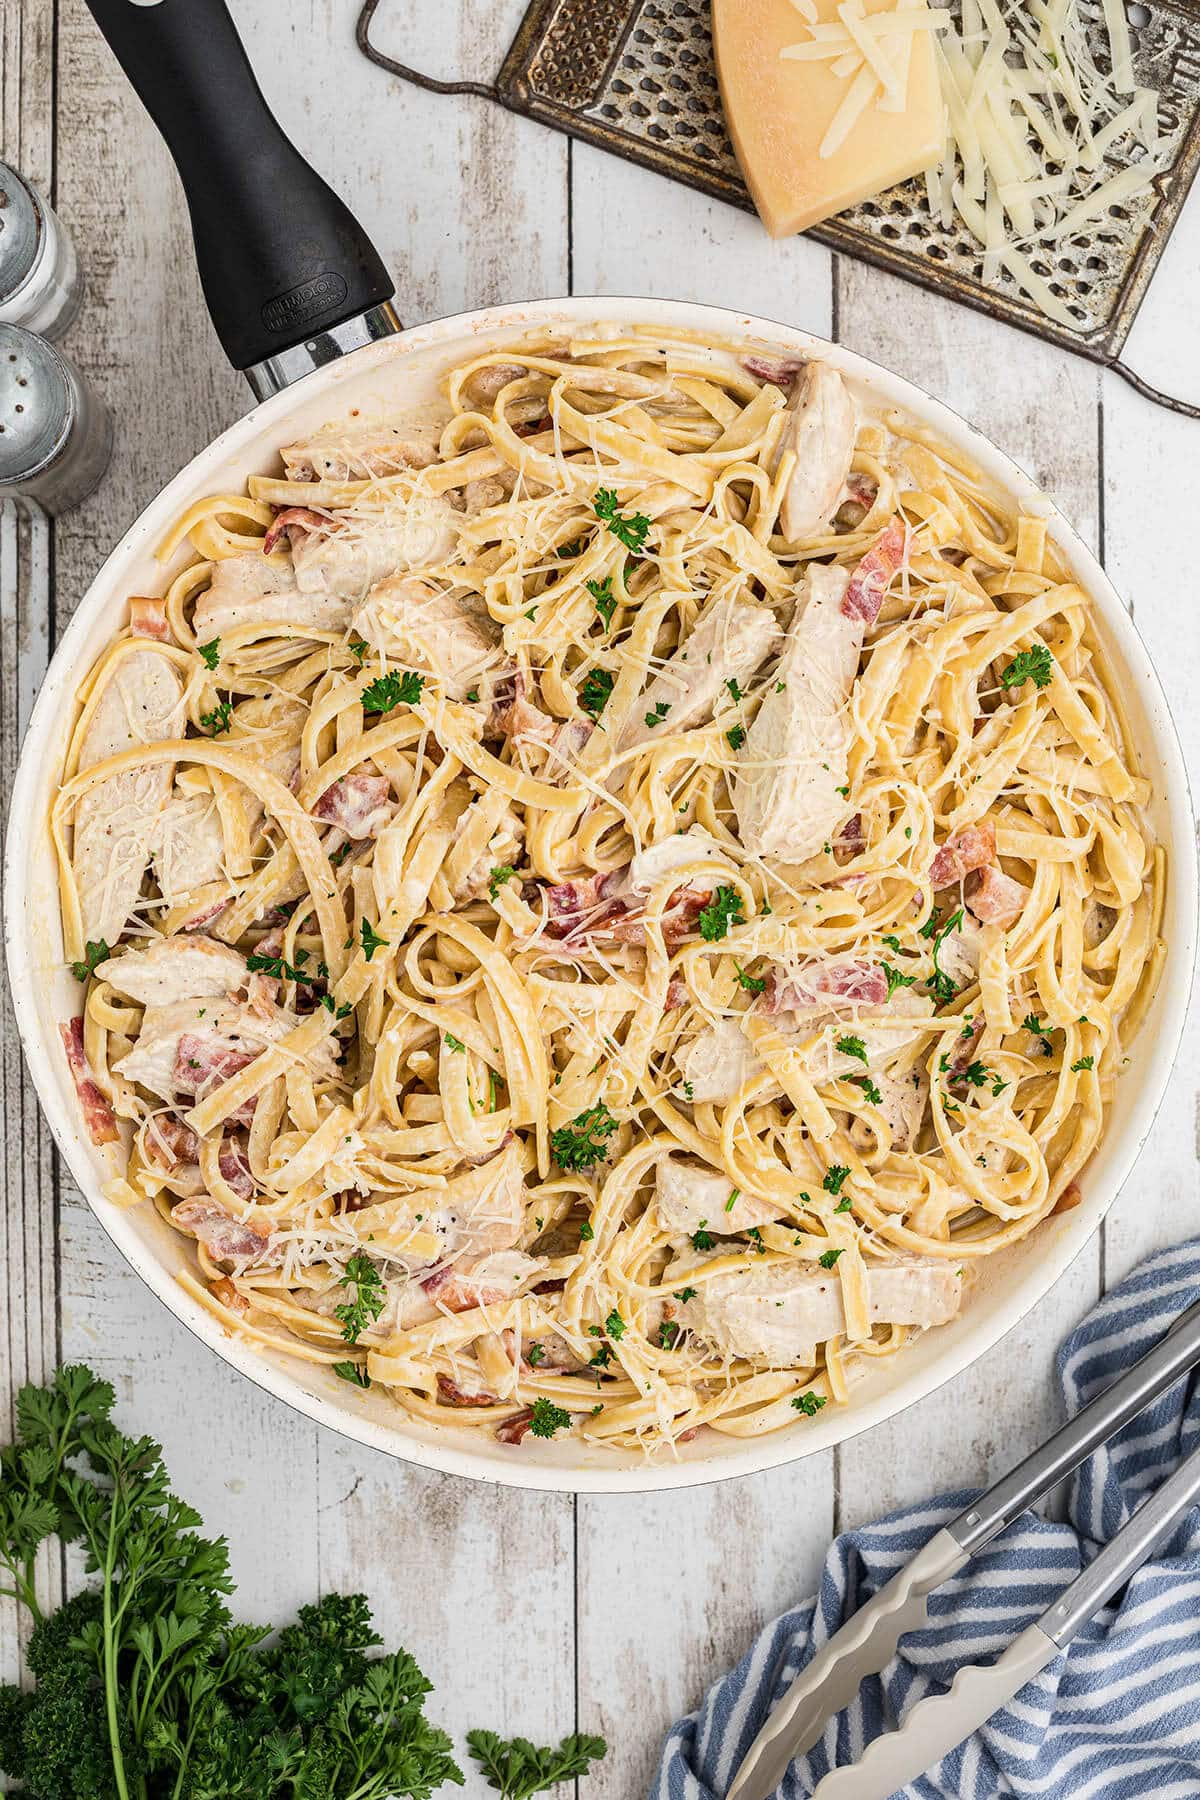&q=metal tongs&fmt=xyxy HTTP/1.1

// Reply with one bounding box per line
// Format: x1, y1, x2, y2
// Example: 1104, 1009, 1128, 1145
728, 1301, 1200, 1800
